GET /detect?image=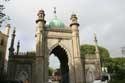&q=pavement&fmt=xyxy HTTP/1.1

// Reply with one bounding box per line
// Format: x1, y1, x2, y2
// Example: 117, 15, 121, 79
50, 80, 108, 83
51, 81, 59, 83
93, 80, 108, 83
